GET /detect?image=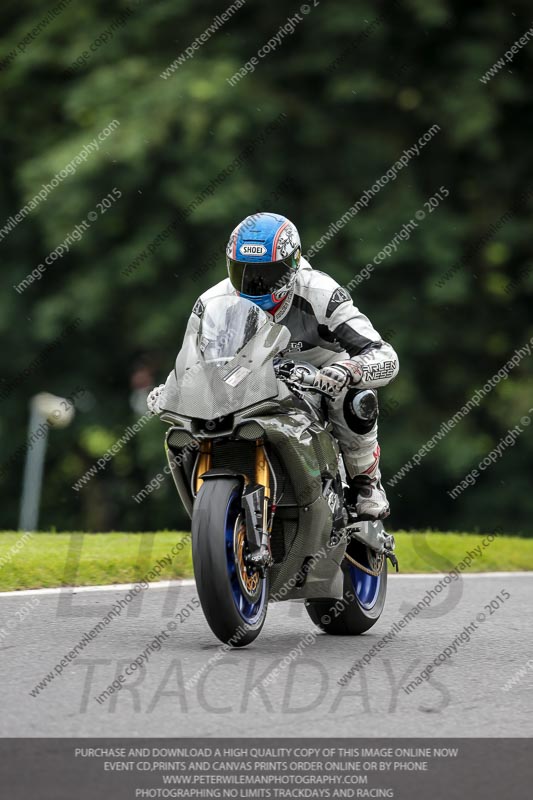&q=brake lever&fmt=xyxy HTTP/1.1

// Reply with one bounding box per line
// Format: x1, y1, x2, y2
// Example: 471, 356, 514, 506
276, 362, 335, 400
285, 378, 333, 399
